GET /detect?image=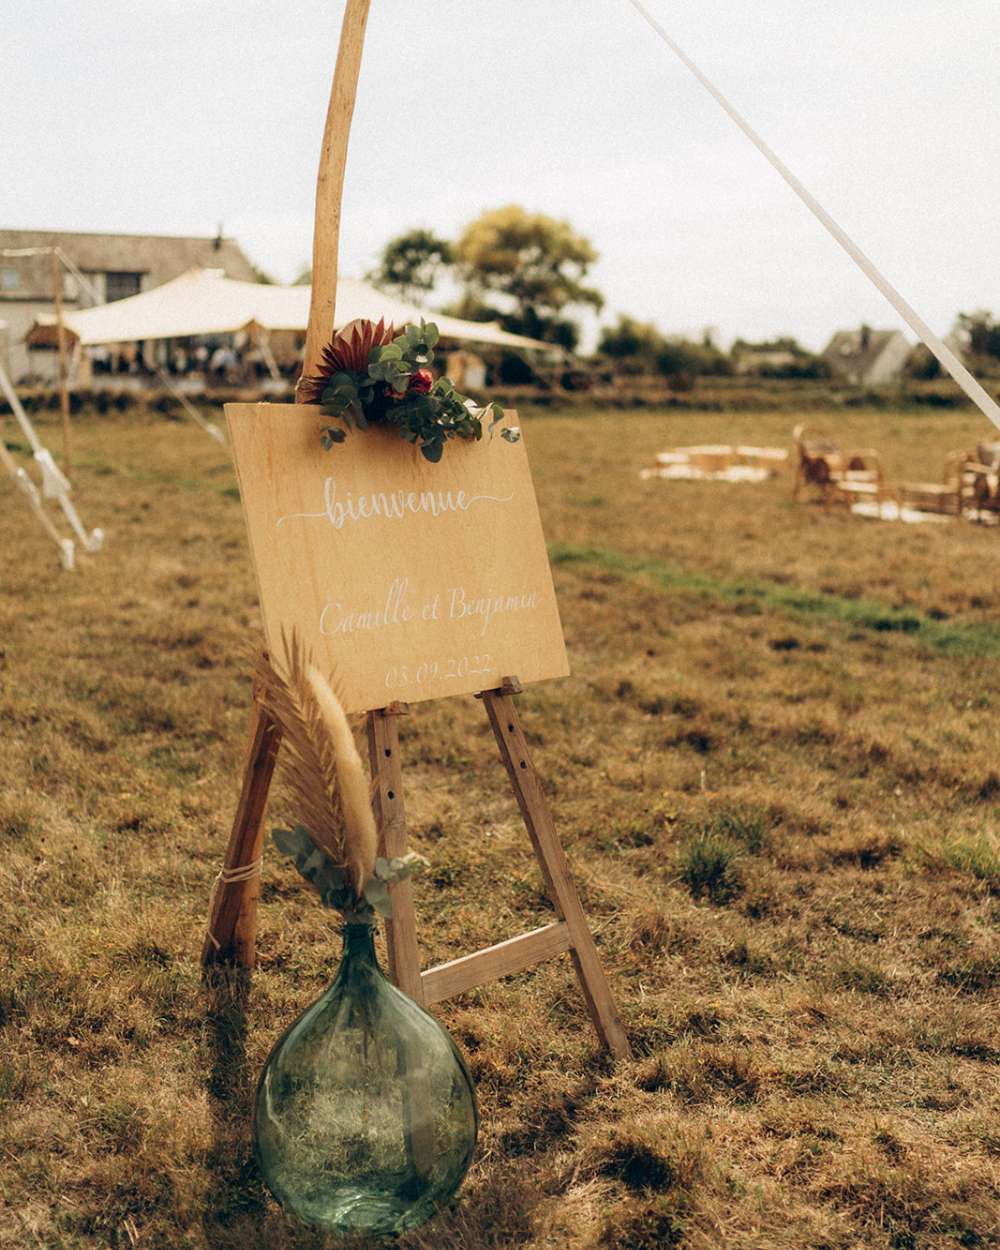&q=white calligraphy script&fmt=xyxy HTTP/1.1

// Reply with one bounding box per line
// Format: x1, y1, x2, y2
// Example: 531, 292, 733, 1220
276, 477, 514, 531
